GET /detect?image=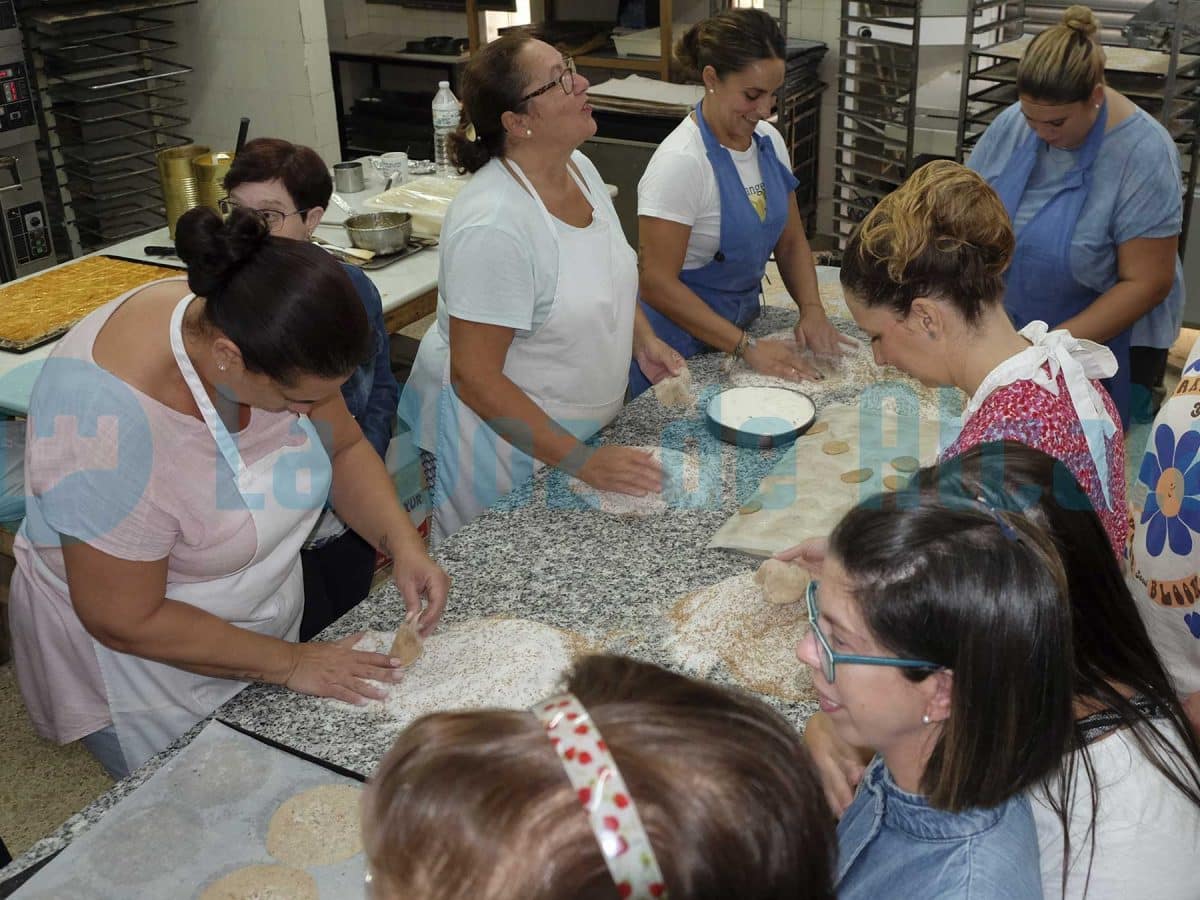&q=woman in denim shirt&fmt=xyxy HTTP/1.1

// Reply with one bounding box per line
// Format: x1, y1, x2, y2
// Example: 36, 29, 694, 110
223, 139, 400, 639
796, 482, 1077, 899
